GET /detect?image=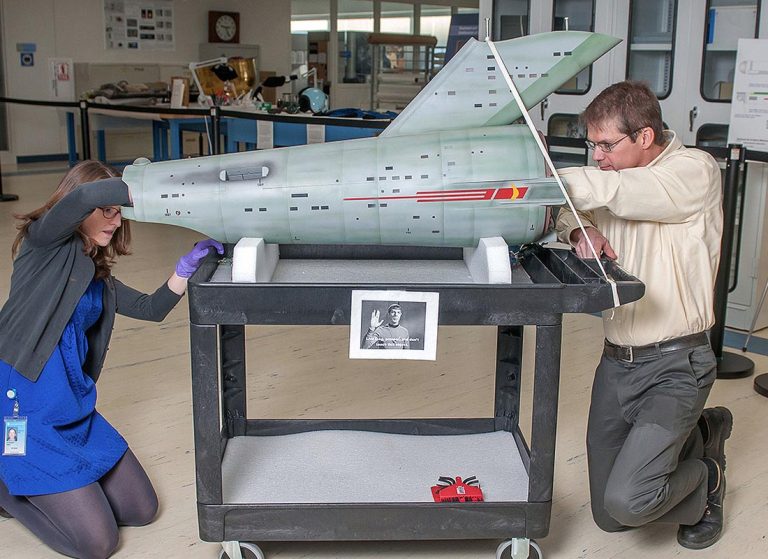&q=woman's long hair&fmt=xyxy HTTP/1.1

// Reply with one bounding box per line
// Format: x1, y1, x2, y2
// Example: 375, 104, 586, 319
12, 160, 132, 279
